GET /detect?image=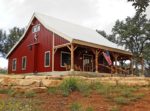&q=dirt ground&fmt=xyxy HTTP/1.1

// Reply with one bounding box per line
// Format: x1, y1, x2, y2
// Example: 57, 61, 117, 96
0, 88, 150, 111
